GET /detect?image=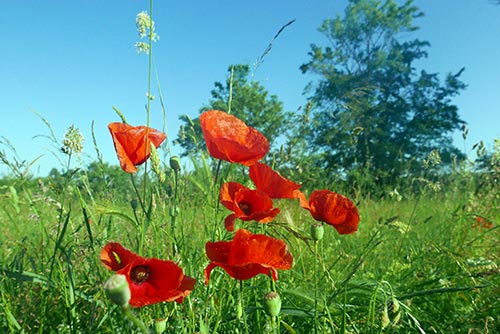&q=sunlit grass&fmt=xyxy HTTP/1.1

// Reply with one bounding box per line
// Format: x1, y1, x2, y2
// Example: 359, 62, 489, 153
1, 170, 498, 333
